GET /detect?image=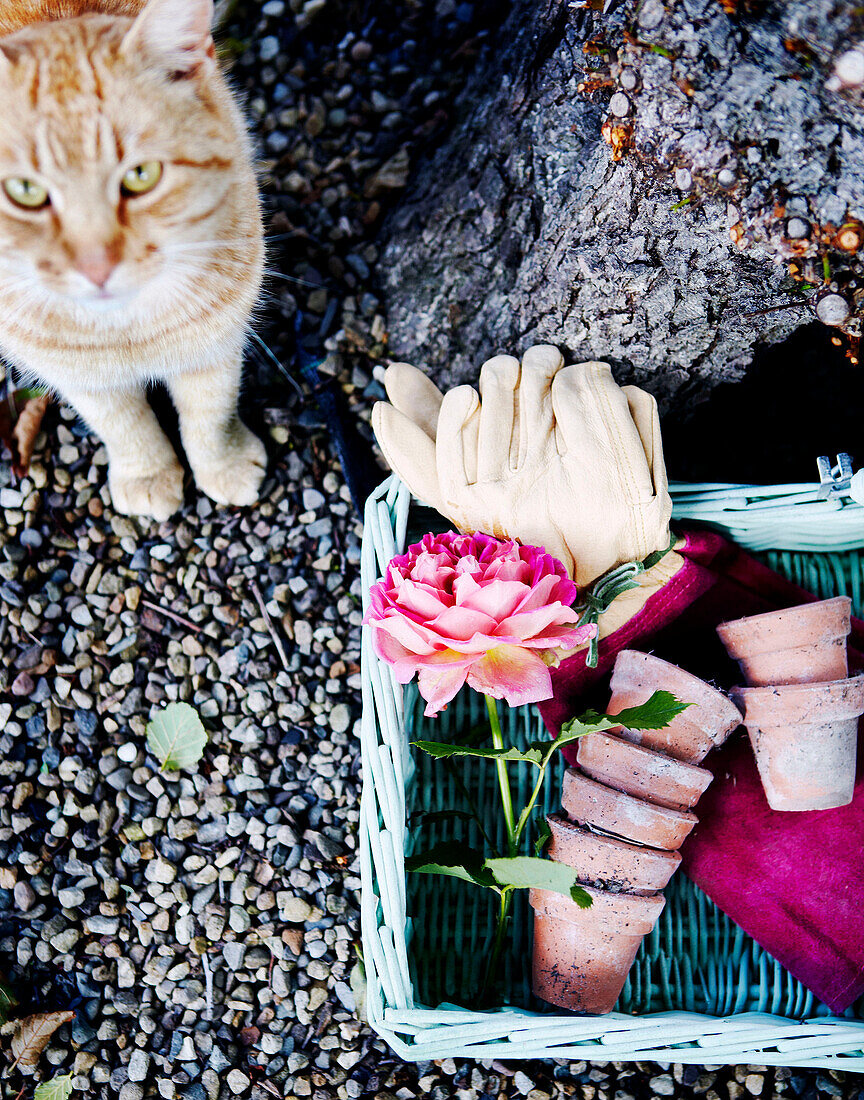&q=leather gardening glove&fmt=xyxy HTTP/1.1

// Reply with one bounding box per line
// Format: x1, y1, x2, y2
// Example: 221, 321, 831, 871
372, 346, 685, 644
